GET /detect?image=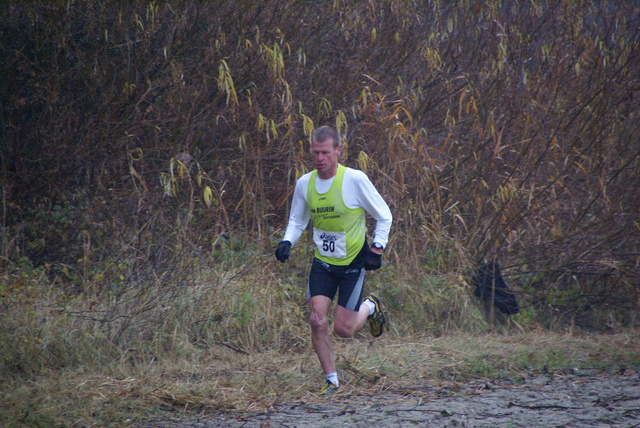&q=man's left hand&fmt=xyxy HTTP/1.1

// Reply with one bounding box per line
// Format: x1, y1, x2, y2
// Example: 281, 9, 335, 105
364, 247, 382, 271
